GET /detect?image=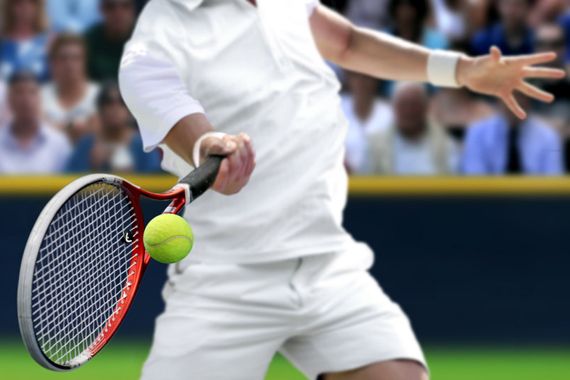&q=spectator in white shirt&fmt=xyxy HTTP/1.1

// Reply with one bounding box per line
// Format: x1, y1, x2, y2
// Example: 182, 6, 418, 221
368, 82, 459, 175
42, 34, 99, 143
0, 72, 71, 174
341, 71, 392, 174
